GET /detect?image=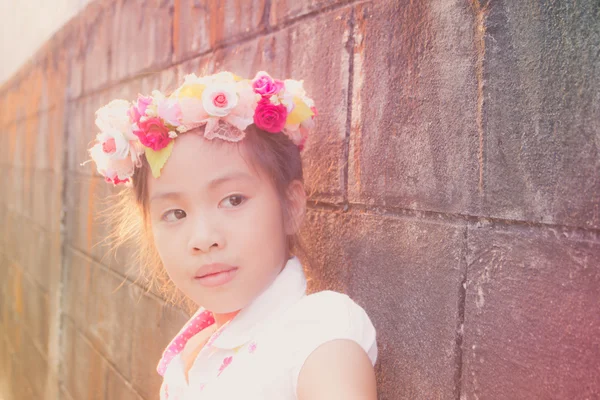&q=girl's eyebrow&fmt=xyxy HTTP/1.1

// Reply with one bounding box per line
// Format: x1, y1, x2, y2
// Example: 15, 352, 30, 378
208, 172, 257, 189
150, 172, 257, 204
149, 191, 181, 204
